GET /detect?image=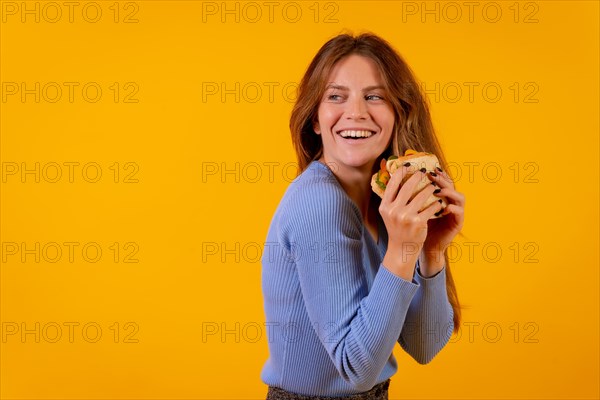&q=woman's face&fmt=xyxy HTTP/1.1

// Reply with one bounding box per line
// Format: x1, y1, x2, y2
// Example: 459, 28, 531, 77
313, 54, 395, 172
